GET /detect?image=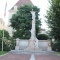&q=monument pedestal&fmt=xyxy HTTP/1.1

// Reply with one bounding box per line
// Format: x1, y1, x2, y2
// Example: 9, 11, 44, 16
24, 38, 39, 51
15, 46, 19, 50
